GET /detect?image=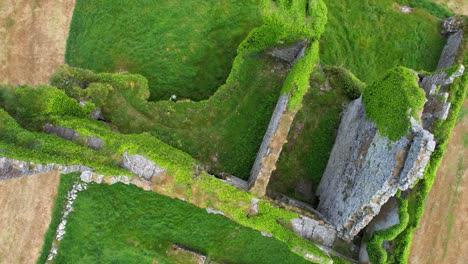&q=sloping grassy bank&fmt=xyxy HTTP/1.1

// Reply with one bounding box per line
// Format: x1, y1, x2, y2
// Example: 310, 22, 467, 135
57, 0, 327, 179
321, 0, 445, 84
66, 0, 263, 101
